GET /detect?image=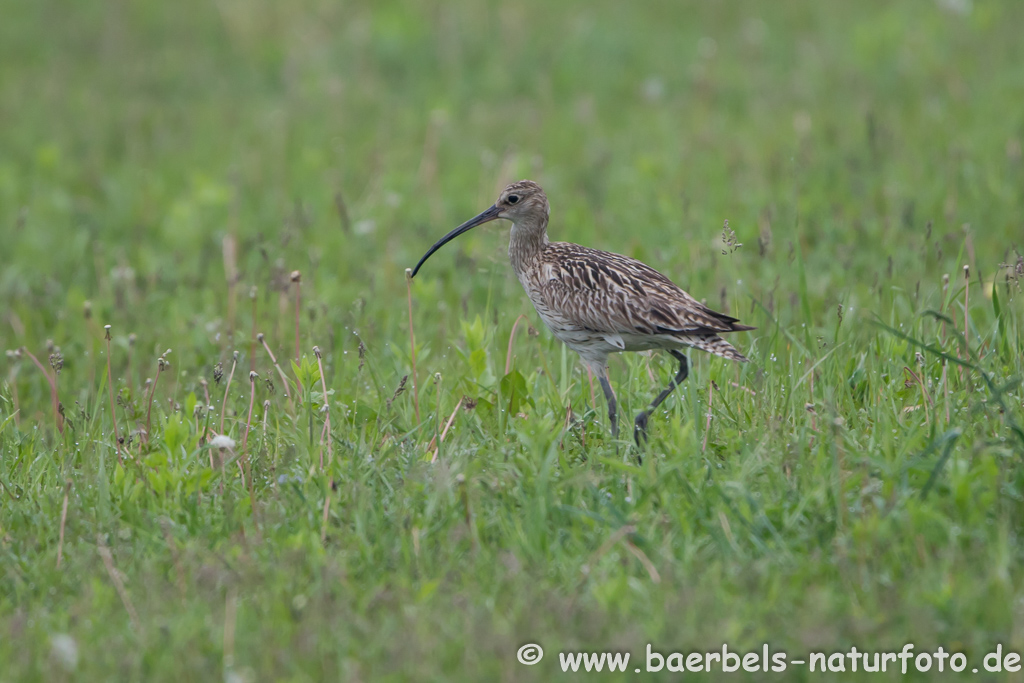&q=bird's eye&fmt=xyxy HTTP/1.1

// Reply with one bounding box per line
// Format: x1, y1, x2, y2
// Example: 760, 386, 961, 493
507, 195, 520, 204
